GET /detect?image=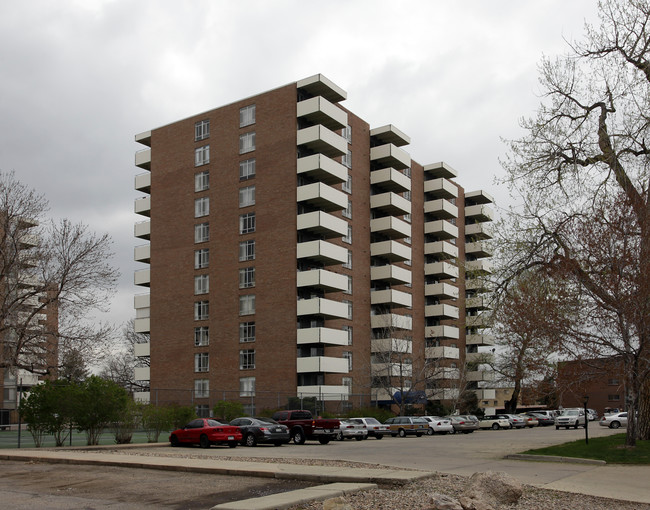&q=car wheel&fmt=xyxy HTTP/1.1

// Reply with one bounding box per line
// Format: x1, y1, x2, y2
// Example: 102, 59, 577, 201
610, 421, 621, 429
555, 426, 559, 430
245, 433, 257, 447
492, 423, 500, 430
375, 434, 383, 440
427, 428, 434, 436
574, 423, 579, 429
398, 429, 406, 438
170, 435, 179, 447
416, 433, 423, 437
273, 442, 282, 447
199, 434, 210, 449
355, 436, 364, 441
292, 429, 306, 445
318, 437, 330, 445
336, 431, 344, 441
228, 441, 237, 448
